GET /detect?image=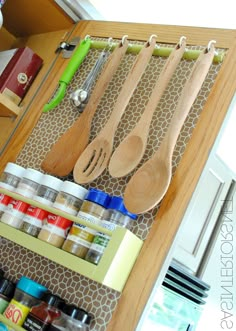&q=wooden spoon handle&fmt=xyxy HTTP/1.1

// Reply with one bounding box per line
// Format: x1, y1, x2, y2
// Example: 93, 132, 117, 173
159, 42, 216, 157
125, 38, 187, 136
41, 38, 129, 176
100, 35, 157, 136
